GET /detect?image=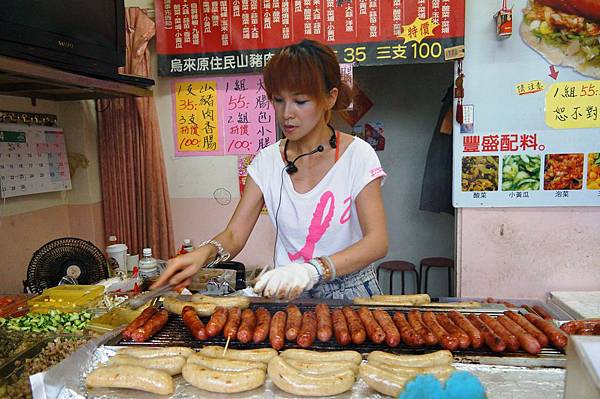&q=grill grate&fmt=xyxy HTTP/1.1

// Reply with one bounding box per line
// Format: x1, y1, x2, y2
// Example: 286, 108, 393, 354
110, 303, 565, 359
